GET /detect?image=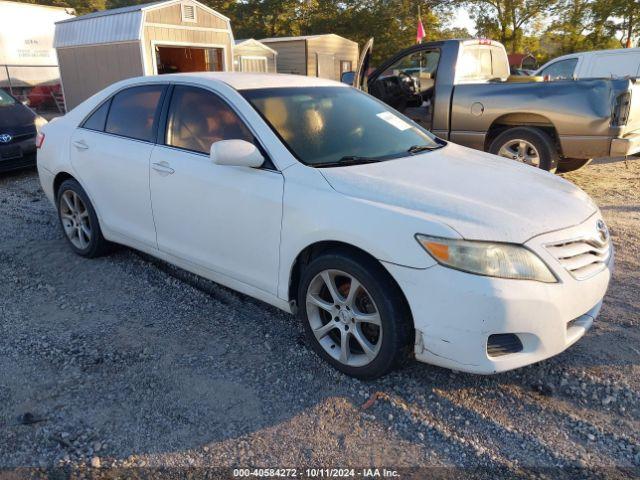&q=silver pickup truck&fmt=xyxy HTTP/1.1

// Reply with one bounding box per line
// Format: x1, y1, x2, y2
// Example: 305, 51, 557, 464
349, 39, 640, 172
